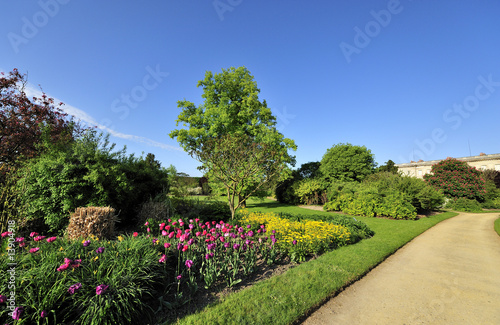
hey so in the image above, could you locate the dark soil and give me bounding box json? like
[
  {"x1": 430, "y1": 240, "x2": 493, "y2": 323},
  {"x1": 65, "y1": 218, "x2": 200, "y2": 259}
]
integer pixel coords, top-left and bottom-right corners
[{"x1": 158, "y1": 257, "x2": 299, "y2": 324}]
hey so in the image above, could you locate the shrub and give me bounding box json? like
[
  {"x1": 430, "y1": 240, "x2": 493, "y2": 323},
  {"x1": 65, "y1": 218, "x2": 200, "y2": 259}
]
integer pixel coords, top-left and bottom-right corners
[
  {"x1": 275, "y1": 212, "x2": 374, "y2": 243},
  {"x1": 294, "y1": 178, "x2": 326, "y2": 205},
  {"x1": 444, "y1": 197, "x2": 483, "y2": 212},
  {"x1": 375, "y1": 193, "x2": 417, "y2": 220},
  {"x1": 364, "y1": 172, "x2": 444, "y2": 213},
  {"x1": 342, "y1": 191, "x2": 379, "y2": 218},
  {"x1": 424, "y1": 158, "x2": 486, "y2": 201},
  {"x1": 14, "y1": 131, "x2": 170, "y2": 234}
]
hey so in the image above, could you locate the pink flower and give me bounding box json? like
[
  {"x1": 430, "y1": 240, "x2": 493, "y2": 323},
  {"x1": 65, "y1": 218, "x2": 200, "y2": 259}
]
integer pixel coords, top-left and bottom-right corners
[
  {"x1": 133, "y1": 232, "x2": 138, "y2": 237},
  {"x1": 1, "y1": 231, "x2": 12, "y2": 237},
  {"x1": 147, "y1": 227, "x2": 150, "y2": 233},
  {"x1": 164, "y1": 242, "x2": 171, "y2": 249},
  {"x1": 96, "y1": 284, "x2": 109, "y2": 295},
  {"x1": 30, "y1": 232, "x2": 39, "y2": 237},
  {"x1": 144, "y1": 221, "x2": 149, "y2": 226},
  {"x1": 182, "y1": 245, "x2": 189, "y2": 252},
  {"x1": 29, "y1": 247, "x2": 40, "y2": 253},
  {"x1": 46, "y1": 236, "x2": 57, "y2": 243},
  {"x1": 68, "y1": 283, "x2": 82, "y2": 295},
  {"x1": 159, "y1": 254, "x2": 167, "y2": 263},
  {"x1": 41, "y1": 310, "x2": 48, "y2": 318},
  {"x1": 34, "y1": 235, "x2": 46, "y2": 242},
  {"x1": 161, "y1": 230, "x2": 168, "y2": 236},
  {"x1": 185, "y1": 259, "x2": 193, "y2": 269},
  {"x1": 0, "y1": 295, "x2": 6, "y2": 303},
  {"x1": 12, "y1": 306, "x2": 24, "y2": 320}
]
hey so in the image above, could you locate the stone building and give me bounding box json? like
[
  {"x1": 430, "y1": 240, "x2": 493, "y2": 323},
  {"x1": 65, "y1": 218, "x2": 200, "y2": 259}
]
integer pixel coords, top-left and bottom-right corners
[{"x1": 395, "y1": 153, "x2": 500, "y2": 179}]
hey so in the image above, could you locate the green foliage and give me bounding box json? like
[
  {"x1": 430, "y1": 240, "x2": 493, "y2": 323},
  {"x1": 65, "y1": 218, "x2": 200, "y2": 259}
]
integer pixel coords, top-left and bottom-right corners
[
  {"x1": 275, "y1": 162, "x2": 325, "y2": 205},
  {"x1": 0, "y1": 166, "x2": 21, "y2": 234},
  {"x1": 444, "y1": 197, "x2": 483, "y2": 212},
  {"x1": 14, "y1": 131, "x2": 170, "y2": 234},
  {"x1": 170, "y1": 67, "x2": 296, "y2": 217},
  {"x1": 323, "y1": 174, "x2": 439, "y2": 219},
  {"x1": 376, "y1": 159, "x2": 399, "y2": 174},
  {"x1": 365, "y1": 172, "x2": 444, "y2": 213},
  {"x1": 294, "y1": 178, "x2": 326, "y2": 205},
  {"x1": 0, "y1": 235, "x2": 164, "y2": 325},
  {"x1": 169, "y1": 197, "x2": 232, "y2": 223},
  {"x1": 424, "y1": 158, "x2": 486, "y2": 201},
  {"x1": 320, "y1": 143, "x2": 376, "y2": 183},
  {"x1": 375, "y1": 193, "x2": 417, "y2": 220}
]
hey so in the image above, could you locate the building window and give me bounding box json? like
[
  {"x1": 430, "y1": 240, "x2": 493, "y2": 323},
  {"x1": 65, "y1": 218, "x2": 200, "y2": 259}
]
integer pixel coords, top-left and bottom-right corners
[
  {"x1": 480, "y1": 165, "x2": 487, "y2": 170},
  {"x1": 417, "y1": 170, "x2": 422, "y2": 177},
  {"x1": 495, "y1": 164, "x2": 500, "y2": 171}
]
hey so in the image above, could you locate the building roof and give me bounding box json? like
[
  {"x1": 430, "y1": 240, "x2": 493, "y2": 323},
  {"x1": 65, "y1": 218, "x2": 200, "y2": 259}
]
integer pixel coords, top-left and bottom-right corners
[{"x1": 395, "y1": 153, "x2": 500, "y2": 168}]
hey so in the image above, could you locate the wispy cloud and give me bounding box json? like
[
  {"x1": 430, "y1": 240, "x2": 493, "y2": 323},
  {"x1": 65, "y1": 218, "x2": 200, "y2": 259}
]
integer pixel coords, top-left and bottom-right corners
[{"x1": 16, "y1": 79, "x2": 182, "y2": 152}]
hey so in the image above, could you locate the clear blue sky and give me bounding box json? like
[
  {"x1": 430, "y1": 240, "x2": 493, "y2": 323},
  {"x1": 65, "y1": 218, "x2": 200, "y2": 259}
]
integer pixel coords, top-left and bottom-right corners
[{"x1": 2, "y1": 0, "x2": 499, "y2": 176}]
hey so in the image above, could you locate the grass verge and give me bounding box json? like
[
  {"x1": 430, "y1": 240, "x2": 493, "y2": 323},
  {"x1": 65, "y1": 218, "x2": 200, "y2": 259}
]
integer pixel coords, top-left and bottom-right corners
[
  {"x1": 495, "y1": 217, "x2": 500, "y2": 236},
  {"x1": 167, "y1": 199, "x2": 457, "y2": 325}
]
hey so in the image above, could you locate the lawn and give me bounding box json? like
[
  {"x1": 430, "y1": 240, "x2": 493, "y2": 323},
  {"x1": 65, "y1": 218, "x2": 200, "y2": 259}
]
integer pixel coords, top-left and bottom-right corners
[
  {"x1": 495, "y1": 216, "x2": 500, "y2": 236},
  {"x1": 168, "y1": 198, "x2": 457, "y2": 325}
]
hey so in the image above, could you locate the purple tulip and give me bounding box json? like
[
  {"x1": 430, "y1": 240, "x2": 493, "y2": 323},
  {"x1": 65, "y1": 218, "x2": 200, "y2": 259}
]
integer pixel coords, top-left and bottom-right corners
[
  {"x1": 68, "y1": 283, "x2": 82, "y2": 295},
  {"x1": 185, "y1": 259, "x2": 193, "y2": 269},
  {"x1": 95, "y1": 247, "x2": 105, "y2": 254}
]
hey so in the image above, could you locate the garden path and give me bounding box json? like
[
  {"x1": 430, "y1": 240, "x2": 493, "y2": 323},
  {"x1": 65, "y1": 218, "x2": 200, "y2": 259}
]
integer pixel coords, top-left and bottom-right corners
[{"x1": 301, "y1": 212, "x2": 500, "y2": 325}]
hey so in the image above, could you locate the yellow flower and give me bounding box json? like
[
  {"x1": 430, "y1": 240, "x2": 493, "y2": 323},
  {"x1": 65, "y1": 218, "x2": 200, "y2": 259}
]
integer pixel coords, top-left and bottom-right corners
[
  {"x1": 94, "y1": 256, "x2": 99, "y2": 261},
  {"x1": 117, "y1": 236, "x2": 124, "y2": 242},
  {"x1": 59, "y1": 247, "x2": 64, "y2": 251}
]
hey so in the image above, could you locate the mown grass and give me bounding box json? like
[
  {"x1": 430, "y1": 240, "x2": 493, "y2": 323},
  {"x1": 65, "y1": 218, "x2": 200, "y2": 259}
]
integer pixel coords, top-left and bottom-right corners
[
  {"x1": 495, "y1": 217, "x2": 500, "y2": 236},
  {"x1": 167, "y1": 198, "x2": 457, "y2": 325}
]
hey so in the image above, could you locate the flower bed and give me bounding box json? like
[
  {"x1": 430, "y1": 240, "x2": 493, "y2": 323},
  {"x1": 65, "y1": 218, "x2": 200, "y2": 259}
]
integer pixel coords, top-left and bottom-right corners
[
  {"x1": 0, "y1": 212, "x2": 360, "y2": 324},
  {"x1": 238, "y1": 209, "x2": 351, "y2": 262}
]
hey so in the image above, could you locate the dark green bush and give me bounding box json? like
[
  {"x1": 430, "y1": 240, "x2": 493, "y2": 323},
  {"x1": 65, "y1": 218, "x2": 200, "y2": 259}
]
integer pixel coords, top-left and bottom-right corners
[
  {"x1": 14, "y1": 131, "x2": 171, "y2": 234},
  {"x1": 169, "y1": 197, "x2": 232, "y2": 223},
  {"x1": 294, "y1": 178, "x2": 327, "y2": 205}
]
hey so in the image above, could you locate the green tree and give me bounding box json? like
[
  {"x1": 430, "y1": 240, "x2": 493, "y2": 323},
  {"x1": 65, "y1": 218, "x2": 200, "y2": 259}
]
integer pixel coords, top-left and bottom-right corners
[
  {"x1": 320, "y1": 143, "x2": 376, "y2": 183},
  {"x1": 191, "y1": 133, "x2": 288, "y2": 218},
  {"x1": 377, "y1": 159, "x2": 399, "y2": 174},
  {"x1": 169, "y1": 67, "x2": 296, "y2": 214}
]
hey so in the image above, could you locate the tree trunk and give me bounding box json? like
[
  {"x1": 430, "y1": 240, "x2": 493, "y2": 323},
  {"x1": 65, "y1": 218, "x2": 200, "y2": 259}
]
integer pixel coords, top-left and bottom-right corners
[{"x1": 238, "y1": 194, "x2": 246, "y2": 208}]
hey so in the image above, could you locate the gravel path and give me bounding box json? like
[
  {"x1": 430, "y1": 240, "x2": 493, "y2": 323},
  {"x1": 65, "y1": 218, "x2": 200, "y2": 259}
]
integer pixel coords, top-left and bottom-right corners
[{"x1": 301, "y1": 212, "x2": 500, "y2": 325}]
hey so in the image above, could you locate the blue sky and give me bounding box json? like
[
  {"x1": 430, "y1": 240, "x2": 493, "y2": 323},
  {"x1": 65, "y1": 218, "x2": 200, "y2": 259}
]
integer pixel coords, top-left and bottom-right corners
[{"x1": 2, "y1": 0, "x2": 499, "y2": 176}]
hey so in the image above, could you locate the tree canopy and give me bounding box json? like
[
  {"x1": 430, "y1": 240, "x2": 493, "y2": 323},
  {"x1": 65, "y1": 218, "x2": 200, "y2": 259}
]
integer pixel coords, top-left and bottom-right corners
[
  {"x1": 424, "y1": 158, "x2": 486, "y2": 201},
  {"x1": 320, "y1": 143, "x2": 376, "y2": 183},
  {"x1": 169, "y1": 67, "x2": 296, "y2": 215},
  {"x1": 0, "y1": 69, "x2": 84, "y2": 167}
]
